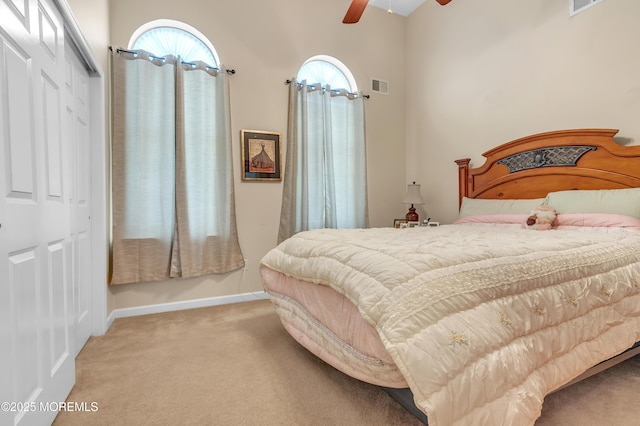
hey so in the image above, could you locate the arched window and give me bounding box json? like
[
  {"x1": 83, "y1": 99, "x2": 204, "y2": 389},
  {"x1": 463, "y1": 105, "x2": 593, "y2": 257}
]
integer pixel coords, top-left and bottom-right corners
[
  {"x1": 110, "y1": 21, "x2": 244, "y2": 284},
  {"x1": 128, "y1": 19, "x2": 219, "y2": 66},
  {"x1": 278, "y1": 55, "x2": 368, "y2": 242},
  {"x1": 296, "y1": 55, "x2": 358, "y2": 92}
]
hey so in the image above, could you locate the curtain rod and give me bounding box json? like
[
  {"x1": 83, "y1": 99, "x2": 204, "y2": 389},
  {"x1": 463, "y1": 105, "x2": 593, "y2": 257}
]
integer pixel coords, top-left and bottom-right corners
[
  {"x1": 285, "y1": 79, "x2": 369, "y2": 99},
  {"x1": 112, "y1": 47, "x2": 236, "y2": 75}
]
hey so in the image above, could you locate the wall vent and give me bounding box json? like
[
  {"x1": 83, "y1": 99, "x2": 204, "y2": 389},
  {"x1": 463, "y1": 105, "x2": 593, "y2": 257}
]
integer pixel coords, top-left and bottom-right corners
[
  {"x1": 570, "y1": 0, "x2": 604, "y2": 16},
  {"x1": 371, "y1": 78, "x2": 389, "y2": 95}
]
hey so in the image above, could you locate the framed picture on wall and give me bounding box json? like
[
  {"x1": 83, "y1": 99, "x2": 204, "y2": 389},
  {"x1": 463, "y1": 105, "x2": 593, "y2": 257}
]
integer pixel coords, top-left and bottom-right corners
[{"x1": 241, "y1": 129, "x2": 282, "y2": 181}]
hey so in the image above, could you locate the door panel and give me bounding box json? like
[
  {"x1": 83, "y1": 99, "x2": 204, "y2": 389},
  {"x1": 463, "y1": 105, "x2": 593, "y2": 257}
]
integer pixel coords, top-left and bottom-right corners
[
  {"x1": 65, "y1": 42, "x2": 92, "y2": 355},
  {"x1": 2, "y1": 0, "x2": 29, "y2": 31},
  {"x1": 3, "y1": 38, "x2": 37, "y2": 200},
  {"x1": 47, "y1": 240, "x2": 69, "y2": 374},
  {"x1": 43, "y1": 73, "x2": 64, "y2": 199},
  {"x1": 37, "y1": 4, "x2": 57, "y2": 60},
  {"x1": 9, "y1": 248, "x2": 40, "y2": 406},
  {"x1": 0, "y1": 0, "x2": 82, "y2": 424}
]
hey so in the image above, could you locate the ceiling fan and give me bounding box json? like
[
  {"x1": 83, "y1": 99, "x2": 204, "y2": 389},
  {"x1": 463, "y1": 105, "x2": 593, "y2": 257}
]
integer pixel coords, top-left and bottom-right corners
[{"x1": 343, "y1": 0, "x2": 452, "y2": 24}]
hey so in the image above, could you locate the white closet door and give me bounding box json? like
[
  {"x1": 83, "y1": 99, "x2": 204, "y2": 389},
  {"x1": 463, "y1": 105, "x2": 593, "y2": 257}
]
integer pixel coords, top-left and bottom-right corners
[
  {"x1": 65, "y1": 42, "x2": 92, "y2": 356},
  {"x1": 0, "y1": 0, "x2": 78, "y2": 424}
]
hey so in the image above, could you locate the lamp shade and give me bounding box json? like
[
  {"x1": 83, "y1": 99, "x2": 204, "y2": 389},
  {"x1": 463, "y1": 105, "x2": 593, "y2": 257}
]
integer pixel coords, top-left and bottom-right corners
[{"x1": 401, "y1": 182, "x2": 424, "y2": 205}]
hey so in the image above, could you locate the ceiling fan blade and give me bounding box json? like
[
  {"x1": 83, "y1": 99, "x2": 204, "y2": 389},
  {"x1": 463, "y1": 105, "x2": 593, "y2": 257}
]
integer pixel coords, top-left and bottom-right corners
[
  {"x1": 435, "y1": 0, "x2": 452, "y2": 5},
  {"x1": 343, "y1": 0, "x2": 368, "y2": 24}
]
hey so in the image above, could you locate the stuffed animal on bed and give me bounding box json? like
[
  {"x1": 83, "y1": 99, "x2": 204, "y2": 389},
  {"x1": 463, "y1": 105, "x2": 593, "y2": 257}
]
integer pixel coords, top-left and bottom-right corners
[{"x1": 525, "y1": 205, "x2": 557, "y2": 230}]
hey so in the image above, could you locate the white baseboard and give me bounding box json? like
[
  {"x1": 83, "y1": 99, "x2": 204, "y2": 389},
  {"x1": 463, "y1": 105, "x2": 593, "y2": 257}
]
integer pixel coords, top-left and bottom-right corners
[{"x1": 105, "y1": 291, "x2": 270, "y2": 330}]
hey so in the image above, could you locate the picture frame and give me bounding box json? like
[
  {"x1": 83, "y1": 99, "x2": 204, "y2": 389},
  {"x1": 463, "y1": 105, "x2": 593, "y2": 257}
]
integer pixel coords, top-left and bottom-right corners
[
  {"x1": 241, "y1": 129, "x2": 282, "y2": 181},
  {"x1": 393, "y1": 218, "x2": 407, "y2": 228}
]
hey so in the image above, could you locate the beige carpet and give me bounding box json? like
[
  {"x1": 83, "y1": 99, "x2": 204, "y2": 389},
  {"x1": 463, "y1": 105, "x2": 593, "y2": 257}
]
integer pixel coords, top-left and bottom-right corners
[{"x1": 53, "y1": 300, "x2": 640, "y2": 426}]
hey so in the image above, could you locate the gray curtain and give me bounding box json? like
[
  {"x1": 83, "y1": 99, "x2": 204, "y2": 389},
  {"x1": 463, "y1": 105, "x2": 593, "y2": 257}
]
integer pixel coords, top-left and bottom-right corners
[
  {"x1": 110, "y1": 49, "x2": 244, "y2": 284},
  {"x1": 278, "y1": 80, "x2": 368, "y2": 243}
]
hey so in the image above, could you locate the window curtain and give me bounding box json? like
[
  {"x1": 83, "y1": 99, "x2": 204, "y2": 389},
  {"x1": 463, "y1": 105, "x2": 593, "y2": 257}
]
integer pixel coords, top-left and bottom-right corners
[
  {"x1": 110, "y1": 49, "x2": 244, "y2": 284},
  {"x1": 278, "y1": 80, "x2": 368, "y2": 243}
]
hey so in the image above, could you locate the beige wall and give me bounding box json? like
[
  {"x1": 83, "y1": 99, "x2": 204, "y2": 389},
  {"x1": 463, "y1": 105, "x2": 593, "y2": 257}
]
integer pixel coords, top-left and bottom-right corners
[
  {"x1": 71, "y1": 0, "x2": 640, "y2": 313},
  {"x1": 66, "y1": 0, "x2": 110, "y2": 73},
  {"x1": 406, "y1": 0, "x2": 640, "y2": 224},
  {"x1": 70, "y1": 0, "x2": 407, "y2": 311}
]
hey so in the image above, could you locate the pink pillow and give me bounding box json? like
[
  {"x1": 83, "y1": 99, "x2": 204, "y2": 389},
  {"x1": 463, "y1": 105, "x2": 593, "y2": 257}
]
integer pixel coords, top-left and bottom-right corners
[
  {"x1": 555, "y1": 213, "x2": 640, "y2": 229},
  {"x1": 454, "y1": 213, "x2": 640, "y2": 231}
]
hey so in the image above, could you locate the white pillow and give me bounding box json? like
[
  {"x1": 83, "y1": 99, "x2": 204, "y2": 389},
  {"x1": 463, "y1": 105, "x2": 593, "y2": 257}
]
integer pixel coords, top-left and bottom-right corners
[
  {"x1": 544, "y1": 188, "x2": 640, "y2": 219},
  {"x1": 458, "y1": 197, "x2": 546, "y2": 217}
]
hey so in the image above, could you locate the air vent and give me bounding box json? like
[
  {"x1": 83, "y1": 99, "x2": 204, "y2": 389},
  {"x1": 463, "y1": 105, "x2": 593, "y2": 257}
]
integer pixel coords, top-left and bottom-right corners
[
  {"x1": 371, "y1": 78, "x2": 389, "y2": 95},
  {"x1": 570, "y1": 0, "x2": 604, "y2": 16}
]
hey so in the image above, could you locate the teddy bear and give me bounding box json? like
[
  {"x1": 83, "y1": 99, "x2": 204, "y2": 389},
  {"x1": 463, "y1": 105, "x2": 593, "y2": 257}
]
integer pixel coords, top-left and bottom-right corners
[{"x1": 525, "y1": 205, "x2": 557, "y2": 230}]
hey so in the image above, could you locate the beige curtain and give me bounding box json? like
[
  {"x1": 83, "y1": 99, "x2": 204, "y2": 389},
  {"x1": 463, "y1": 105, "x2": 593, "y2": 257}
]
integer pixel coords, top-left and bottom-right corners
[
  {"x1": 278, "y1": 80, "x2": 368, "y2": 243},
  {"x1": 110, "y1": 49, "x2": 244, "y2": 285}
]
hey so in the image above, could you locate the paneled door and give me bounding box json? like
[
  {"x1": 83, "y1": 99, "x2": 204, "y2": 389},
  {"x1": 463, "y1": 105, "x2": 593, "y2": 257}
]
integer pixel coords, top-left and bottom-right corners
[
  {"x1": 65, "y1": 42, "x2": 92, "y2": 357},
  {"x1": 0, "y1": 0, "x2": 88, "y2": 424}
]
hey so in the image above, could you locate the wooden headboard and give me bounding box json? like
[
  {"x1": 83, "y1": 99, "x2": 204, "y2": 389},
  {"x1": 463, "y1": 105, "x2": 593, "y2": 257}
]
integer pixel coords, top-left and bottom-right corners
[{"x1": 455, "y1": 128, "x2": 640, "y2": 207}]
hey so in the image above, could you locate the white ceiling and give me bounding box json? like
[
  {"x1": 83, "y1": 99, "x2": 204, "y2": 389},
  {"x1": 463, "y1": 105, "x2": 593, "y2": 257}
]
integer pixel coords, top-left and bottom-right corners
[{"x1": 367, "y1": 0, "x2": 426, "y2": 17}]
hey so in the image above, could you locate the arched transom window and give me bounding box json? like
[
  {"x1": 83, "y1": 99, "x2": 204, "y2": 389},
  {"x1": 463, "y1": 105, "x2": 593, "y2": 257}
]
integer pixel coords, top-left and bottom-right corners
[
  {"x1": 128, "y1": 19, "x2": 219, "y2": 66},
  {"x1": 297, "y1": 55, "x2": 358, "y2": 92}
]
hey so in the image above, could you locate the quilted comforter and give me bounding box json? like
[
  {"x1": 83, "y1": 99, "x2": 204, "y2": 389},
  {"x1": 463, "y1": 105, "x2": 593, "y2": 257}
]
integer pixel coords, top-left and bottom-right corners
[{"x1": 260, "y1": 225, "x2": 640, "y2": 426}]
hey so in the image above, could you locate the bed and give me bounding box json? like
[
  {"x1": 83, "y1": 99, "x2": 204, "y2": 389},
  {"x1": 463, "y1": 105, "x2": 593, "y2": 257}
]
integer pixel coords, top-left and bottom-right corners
[{"x1": 259, "y1": 128, "x2": 640, "y2": 425}]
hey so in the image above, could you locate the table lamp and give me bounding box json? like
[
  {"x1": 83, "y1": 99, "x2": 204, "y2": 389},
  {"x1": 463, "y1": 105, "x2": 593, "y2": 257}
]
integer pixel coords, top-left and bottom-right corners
[{"x1": 401, "y1": 181, "x2": 423, "y2": 222}]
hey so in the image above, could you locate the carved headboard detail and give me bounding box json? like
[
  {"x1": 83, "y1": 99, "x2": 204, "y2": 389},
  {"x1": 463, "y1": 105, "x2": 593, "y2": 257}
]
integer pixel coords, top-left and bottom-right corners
[
  {"x1": 455, "y1": 128, "x2": 640, "y2": 207},
  {"x1": 496, "y1": 146, "x2": 596, "y2": 173}
]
